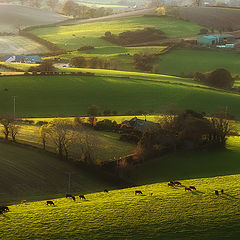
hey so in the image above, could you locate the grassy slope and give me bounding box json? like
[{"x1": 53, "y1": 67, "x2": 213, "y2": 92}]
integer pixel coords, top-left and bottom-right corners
[
  {"x1": 1, "y1": 174, "x2": 240, "y2": 239},
  {"x1": 0, "y1": 75, "x2": 240, "y2": 117},
  {"x1": 30, "y1": 16, "x2": 205, "y2": 50},
  {"x1": 156, "y1": 49, "x2": 240, "y2": 76},
  {"x1": 0, "y1": 141, "x2": 112, "y2": 203},
  {"x1": 127, "y1": 136, "x2": 240, "y2": 185}
]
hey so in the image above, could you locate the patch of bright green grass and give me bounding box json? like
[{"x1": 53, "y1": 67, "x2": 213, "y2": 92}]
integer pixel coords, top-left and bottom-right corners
[{"x1": 1, "y1": 174, "x2": 240, "y2": 239}]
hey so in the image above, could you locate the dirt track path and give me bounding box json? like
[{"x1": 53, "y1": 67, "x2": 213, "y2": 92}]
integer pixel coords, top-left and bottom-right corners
[{"x1": 58, "y1": 8, "x2": 155, "y2": 26}]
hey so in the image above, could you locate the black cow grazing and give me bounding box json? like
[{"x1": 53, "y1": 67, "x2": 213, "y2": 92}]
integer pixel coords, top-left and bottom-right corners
[
  {"x1": 215, "y1": 190, "x2": 219, "y2": 196},
  {"x1": 66, "y1": 194, "x2": 73, "y2": 198},
  {"x1": 72, "y1": 196, "x2": 76, "y2": 201},
  {"x1": 135, "y1": 190, "x2": 143, "y2": 195},
  {"x1": 79, "y1": 195, "x2": 86, "y2": 200},
  {"x1": 0, "y1": 206, "x2": 9, "y2": 212},
  {"x1": 0, "y1": 210, "x2": 3, "y2": 215},
  {"x1": 189, "y1": 186, "x2": 196, "y2": 191},
  {"x1": 221, "y1": 189, "x2": 224, "y2": 194},
  {"x1": 149, "y1": 193, "x2": 153, "y2": 196},
  {"x1": 168, "y1": 182, "x2": 175, "y2": 187},
  {"x1": 47, "y1": 201, "x2": 54, "y2": 206},
  {"x1": 185, "y1": 187, "x2": 192, "y2": 192},
  {"x1": 104, "y1": 189, "x2": 109, "y2": 193},
  {"x1": 174, "y1": 181, "x2": 181, "y2": 186}
]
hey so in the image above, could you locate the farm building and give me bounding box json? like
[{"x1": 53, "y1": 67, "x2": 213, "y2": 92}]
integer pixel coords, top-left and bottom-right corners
[
  {"x1": 3, "y1": 55, "x2": 43, "y2": 64},
  {"x1": 197, "y1": 34, "x2": 235, "y2": 47},
  {"x1": 121, "y1": 117, "x2": 156, "y2": 132}
]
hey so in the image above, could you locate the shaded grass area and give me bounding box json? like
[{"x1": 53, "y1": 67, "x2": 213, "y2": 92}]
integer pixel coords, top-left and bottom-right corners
[
  {"x1": 128, "y1": 136, "x2": 240, "y2": 185},
  {"x1": 0, "y1": 141, "x2": 113, "y2": 203},
  {"x1": 30, "y1": 16, "x2": 205, "y2": 50},
  {"x1": 1, "y1": 174, "x2": 240, "y2": 239},
  {"x1": 0, "y1": 75, "x2": 240, "y2": 117},
  {"x1": 156, "y1": 49, "x2": 240, "y2": 76}
]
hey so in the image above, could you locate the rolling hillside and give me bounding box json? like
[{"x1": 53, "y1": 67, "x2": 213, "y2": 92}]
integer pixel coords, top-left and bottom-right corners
[
  {"x1": 0, "y1": 4, "x2": 67, "y2": 33},
  {"x1": 1, "y1": 174, "x2": 240, "y2": 239},
  {"x1": 0, "y1": 141, "x2": 113, "y2": 203},
  {"x1": 30, "y1": 16, "x2": 206, "y2": 50},
  {"x1": 0, "y1": 74, "x2": 239, "y2": 117}
]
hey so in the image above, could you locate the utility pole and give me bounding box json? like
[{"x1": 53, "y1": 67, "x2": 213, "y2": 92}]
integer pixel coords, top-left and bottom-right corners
[
  {"x1": 13, "y1": 96, "x2": 16, "y2": 119},
  {"x1": 66, "y1": 172, "x2": 73, "y2": 193}
]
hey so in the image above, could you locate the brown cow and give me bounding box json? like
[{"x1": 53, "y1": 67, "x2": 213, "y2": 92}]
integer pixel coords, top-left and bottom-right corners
[
  {"x1": 47, "y1": 201, "x2": 54, "y2": 206},
  {"x1": 185, "y1": 187, "x2": 192, "y2": 192}
]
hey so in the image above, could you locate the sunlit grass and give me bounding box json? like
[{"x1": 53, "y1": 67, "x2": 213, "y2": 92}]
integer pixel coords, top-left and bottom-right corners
[
  {"x1": 1, "y1": 174, "x2": 240, "y2": 239},
  {"x1": 30, "y1": 16, "x2": 206, "y2": 50}
]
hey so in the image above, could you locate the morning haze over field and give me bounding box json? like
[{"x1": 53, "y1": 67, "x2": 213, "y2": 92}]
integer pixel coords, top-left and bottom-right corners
[{"x1": 1, "y1": 0, "x2": 240, "y2": 239}]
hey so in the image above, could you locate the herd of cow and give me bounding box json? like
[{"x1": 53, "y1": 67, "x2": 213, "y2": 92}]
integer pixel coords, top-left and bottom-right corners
[{"x1": 0, "y1": 184, "x2": 225, "y2": 215}]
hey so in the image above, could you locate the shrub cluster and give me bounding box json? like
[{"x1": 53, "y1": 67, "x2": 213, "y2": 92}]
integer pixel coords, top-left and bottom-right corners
[
  {"x1": 102, "y1": 27, "x2": 166, "y2": 46},
  {"x1": 193, "y1": 68, "x2": 234, "y2": 90}
]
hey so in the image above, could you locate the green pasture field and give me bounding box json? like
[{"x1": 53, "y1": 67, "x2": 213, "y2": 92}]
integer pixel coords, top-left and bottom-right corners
[
  {"x1": 0, "y1": 74, "x2": 240, "y2": 117},
  {"x1": 30, "y1": 16, "x2": 205, "y2": 50},
  {"x1": 0, "y1": 141, "x2": 113, "y2": 203},
  {"x1": 156, "y1": 49, "x2": 240, "y2": 76},
  {"x1": 1, "y1": 173, "x2": 240, "y2": 239},
  {"x1": 0, "y1": 36, "x2": 49, "y2": 55},
  {"x1": 1, "y1": 124, "x2": 135, "y2": 163}
]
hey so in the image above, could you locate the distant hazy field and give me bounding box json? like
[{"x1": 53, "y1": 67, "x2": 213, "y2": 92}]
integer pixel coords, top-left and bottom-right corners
[
  {"x1": 0, "y1": 74, "x2": 240, "y2": 117},
  {"x1": 0, "y1": 36, "x2": 49, "y2": 55},
  {"x1": 31, "y1": 16, "x2": 205, "y2": 50},
  {"x1": 1, "y1": 174, "x2": 240, "y2": 239},
  {"x1": 0, "y1": 4, "x2": 66, "y2": 33}
]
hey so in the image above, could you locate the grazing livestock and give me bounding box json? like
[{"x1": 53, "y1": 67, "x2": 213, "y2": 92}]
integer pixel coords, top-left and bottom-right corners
[
  {"x1": 46, "y1": 201, "x2": 54, "y2": 206},
  {"x1": 149, "y1": 193, "x2": 153, "y2": 196},
  {"x1": 168, "y1": 182, "x2": 175, "y2": 187},
  {"x1": 0, "y1": 210, "x2": 3, "y2": 215},
  {"x1": 135, "y1": 190, "x2": 143, "y2": 195},
  {"x1": 221, "y1": 189, "x2": 224, "y2": 194},
  {"x1": 185, "y1": 187, "x2": 192, "y2": 192},
  {"x1": 21, "y1": 200, "x2": 27, "y2": 204},
  {"x1": 189, "y1": 186, "x2": 196, "y2": 191},
  {"x1": 104, "y1": 189, "x2": 109, "y2": 193},
  {"x1": 72, "y1": 196, "x2": 76, "y2": 201},
  {"x1": 79, "y1": 195, "x2": 86, "y2": 200},
  {"x1": 174, "y1": 181, "x2": 181, "y2": 186},
  {"x1": 66, "y1": 194, "x2": 73, "y2": 198},
  {"x1": 215, "y1": 190, "x2": 219, "y2": 196}
]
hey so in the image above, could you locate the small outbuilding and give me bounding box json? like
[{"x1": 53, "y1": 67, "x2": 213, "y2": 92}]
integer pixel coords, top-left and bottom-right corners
[{"x1": 197, "y1": 34, "x2": 235, "y2": 47}]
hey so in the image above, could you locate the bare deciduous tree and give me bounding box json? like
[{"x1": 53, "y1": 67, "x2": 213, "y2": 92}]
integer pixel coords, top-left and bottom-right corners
[{"x1": 0, "y1": 114, "x2": 14, "y2": 140}]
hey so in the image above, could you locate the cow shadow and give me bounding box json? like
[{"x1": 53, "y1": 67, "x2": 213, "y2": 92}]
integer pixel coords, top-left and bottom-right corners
[
  {"x1": 221, "y1": 193, "x2": 238, "y2": 200},
  {"x1": 191, "y1": 190, "x2": 205, "y2": 195}
]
